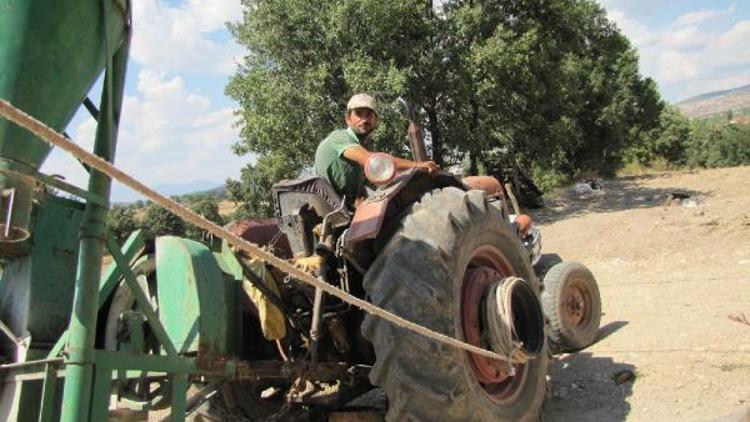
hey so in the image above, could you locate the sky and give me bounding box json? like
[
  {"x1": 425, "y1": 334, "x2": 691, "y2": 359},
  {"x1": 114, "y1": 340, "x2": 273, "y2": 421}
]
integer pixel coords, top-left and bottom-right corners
[
  {"x1": 41, "y1": 0, "x2": 750, "y2": 202},
  {"x1": 600, "y1": 0, "x2": 750, "y2": 101}
]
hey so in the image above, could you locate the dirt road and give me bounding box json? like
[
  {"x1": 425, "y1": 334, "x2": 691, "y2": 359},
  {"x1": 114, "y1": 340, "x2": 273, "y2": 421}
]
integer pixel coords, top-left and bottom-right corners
[{"x1": 536, "y1": 166, "x2": 750, "y2": 421}]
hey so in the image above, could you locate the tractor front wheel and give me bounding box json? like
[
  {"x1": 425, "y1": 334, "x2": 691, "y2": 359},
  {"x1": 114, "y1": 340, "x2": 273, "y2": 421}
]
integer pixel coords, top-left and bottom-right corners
[{"x1": 542, "y1": 262, "x2": 602, "y2": 353}]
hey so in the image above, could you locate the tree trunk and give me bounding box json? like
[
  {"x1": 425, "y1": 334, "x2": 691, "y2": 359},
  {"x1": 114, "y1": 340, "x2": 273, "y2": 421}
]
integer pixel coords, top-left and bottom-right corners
[
  {"x1": 426, "y1": 105, "x2": 443, "y2": 166},
  {"x1": 468, "y1": 99, "x2": 481, "y2": 175}
]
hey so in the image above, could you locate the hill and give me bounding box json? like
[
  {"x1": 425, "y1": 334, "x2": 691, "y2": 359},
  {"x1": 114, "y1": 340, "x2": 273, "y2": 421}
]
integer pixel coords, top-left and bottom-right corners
[
  {"x1": 112, "y1": 180, "x2": 223, "y2": 203},
  {"x1": 676, "y1": 84, "x2": 750, "y2": 118}
]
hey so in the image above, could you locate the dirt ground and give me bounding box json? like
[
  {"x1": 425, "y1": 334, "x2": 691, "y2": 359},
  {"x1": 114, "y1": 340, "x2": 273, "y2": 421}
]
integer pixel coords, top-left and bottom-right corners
[
  {"x1": 133, "y1": 167, "x2": 750, "y2": 422},
  {"x1": 536, "y1": 166, "x2": 750, "y2": 422}
]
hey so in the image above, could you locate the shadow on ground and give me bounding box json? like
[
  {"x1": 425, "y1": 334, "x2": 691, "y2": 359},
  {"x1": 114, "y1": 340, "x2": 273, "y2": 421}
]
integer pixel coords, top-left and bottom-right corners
[
  {"x1": 532, "y1": 176, "x2": 708, "y2": 225},
  {"x1": 595, "y1": 320, "x2": 629, "y2": 344},
  {"x1": 542, "y1": 350, "x2": 636, "y2": 422}
]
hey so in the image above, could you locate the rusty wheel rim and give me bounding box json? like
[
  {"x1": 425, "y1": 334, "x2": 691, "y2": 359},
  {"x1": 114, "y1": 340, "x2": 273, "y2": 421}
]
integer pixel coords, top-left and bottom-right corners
[
  {"x1": 562, "y1": 279, "x2": 593, "y2": 328},
  {"x1": 460, "y1": 245, "x2": 527, "y2": 404}
]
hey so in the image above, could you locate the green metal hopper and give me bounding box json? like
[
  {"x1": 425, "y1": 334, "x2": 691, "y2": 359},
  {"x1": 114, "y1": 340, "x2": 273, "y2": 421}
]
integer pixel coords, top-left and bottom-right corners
[
  {"x1": 0, "y1": 0, "x2": 128, "y2": 254},
  {"x1": 0, "y1": 1, "x2": 130, "y2": 420}
]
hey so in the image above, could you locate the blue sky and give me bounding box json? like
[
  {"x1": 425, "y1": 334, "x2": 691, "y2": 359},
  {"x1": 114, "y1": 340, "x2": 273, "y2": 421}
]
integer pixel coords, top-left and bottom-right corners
[{"x1": 42, "y1": 0, "x2": 750, "y2": 201}]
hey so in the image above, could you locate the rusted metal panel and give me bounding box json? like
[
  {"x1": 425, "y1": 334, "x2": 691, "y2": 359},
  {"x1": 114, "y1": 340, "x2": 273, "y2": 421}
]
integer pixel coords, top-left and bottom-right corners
[
  {"x1": 344, "y1": 199, "x2": 388, "y2": 245},
  {"x1": 225, "y1": 218, "x2": 292, "y2": 259}
]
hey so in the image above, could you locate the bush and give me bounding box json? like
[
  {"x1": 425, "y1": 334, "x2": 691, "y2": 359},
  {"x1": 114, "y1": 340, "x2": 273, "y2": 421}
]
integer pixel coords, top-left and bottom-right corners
[
  {"x1": 186, "y1": 200, "x2": 224, "y2": 243},
  {"x1": 107, "y1": 205, "x2": 138, "y2": 244},
  {"x1": 139, "y1": 204, "x2": 186, "y2": 240},
  {"x1": 686, "y1": 121, "x2": 750, "y2": 168},
  {"x1": 530, "y1": 166, "x2": 571, "y2": 193}
]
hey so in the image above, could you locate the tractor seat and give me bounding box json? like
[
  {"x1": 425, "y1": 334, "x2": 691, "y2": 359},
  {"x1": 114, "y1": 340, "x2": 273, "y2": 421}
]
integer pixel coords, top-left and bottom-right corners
[{"x1": 271, "y1": 177, "x2": 343, "y2": 217}]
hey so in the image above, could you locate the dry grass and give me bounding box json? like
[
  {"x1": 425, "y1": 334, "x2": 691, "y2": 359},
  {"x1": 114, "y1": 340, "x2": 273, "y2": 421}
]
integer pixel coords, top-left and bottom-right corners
[{"x1": 218, "y1": 200, "x2": 238, "y2": 217}]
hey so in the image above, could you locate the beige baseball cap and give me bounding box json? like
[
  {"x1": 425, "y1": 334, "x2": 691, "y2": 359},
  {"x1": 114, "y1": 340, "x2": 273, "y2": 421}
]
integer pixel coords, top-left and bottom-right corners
[{"x1": 347, "y1": 93, "x2": 378, "y2": 115}]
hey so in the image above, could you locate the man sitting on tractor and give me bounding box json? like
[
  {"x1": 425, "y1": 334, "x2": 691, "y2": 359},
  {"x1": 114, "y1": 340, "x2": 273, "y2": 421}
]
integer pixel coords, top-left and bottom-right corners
[{"x1": 314, "y1": 93, "x2": 438, "y2": 208}]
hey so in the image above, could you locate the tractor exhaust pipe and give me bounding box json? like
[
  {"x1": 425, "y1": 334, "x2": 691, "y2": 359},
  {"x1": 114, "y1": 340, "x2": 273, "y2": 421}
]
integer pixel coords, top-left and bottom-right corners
[
  {"x1": 397, "y1": 97, "x2": 428, "y2": 162},
  {"x1": 484, "y1": 277, "x2": 545, "y2": 364}
]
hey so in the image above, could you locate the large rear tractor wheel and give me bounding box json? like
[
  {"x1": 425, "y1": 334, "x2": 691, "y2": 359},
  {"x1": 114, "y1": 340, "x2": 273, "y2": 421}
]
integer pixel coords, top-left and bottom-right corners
[
  {"x1": 362, "y1": 187, "x2": 548, "y2": 421},
  {"x1": 542, "y1": 262, "x2": 601, "y2": 354}
]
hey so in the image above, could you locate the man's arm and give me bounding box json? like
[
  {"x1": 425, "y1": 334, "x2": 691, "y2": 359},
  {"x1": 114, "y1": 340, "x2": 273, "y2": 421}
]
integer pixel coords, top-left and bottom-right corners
[{"x1": 342, "y1": 145, "x2": 438, "y2": 175}]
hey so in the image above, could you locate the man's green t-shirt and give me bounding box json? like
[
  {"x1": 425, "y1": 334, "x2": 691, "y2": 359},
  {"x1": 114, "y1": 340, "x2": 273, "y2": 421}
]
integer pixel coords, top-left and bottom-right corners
[{"x1": 314, "y1": 127, "x2": 364, "y2": 204}]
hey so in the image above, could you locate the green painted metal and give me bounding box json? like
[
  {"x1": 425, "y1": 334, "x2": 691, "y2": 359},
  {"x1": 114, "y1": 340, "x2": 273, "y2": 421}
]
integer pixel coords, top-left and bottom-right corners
[
  {"x1": 0, "y1": 0, "x2": 127, "y2": 168},
  {"x1": 218, "y1": 239, "x2": 246, "y2": 281},
  {"x1": 99, "y1": 229, "x2": 146, "y2": 301},
  {"x1": 0, "y1": 350, "x2": 58, "y2": 421},
  {"x1": 0, "y1": 1, "x2": 253, "y2": 420},
  {"x1": 61, "y1": 1, "x2": 131, "y2": 419},
  {"x1": 89, "y1": 367, "x2": 112, "y2": 422},
  {"x1": 0, "y1": 194, "x2": 84, "y2": 351},
  {"x1": 170, "y1": 375, "x2": 188, "y2": 422},
  {"x1": 108, "y1": 235, "x2": 178, "y2": 356},
  {"x1": 0, "y1": 0, "x2": 128, "y2": 247},
  {"x1": 46, "y1": 229, "x2": 145, "y2": 359},
  {"x1": 156, "y1": 236, "x2": 237, "y2": 357},
  {"x1": 33, "y1": 169, "x2": 107, "y2": 207},
  {"x1": 94, "y1": 350, "x2": 202, "y2": 374},
  {"x1": 38, "y1": 363, "x2": 59, "y2": 422}
]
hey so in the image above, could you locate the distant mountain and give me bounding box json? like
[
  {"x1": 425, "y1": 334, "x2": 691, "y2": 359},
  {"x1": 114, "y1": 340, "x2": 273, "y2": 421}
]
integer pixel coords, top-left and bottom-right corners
[
  {"x1": 676, "y1": 84, "x2": 750, "y2": 118},
  {"x1": 112, "y1": 179, "x2": 222, "y2": 203}
]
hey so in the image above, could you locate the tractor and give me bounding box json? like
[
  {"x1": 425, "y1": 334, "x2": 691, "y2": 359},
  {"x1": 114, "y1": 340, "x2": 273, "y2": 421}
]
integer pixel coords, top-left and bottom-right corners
[{"x1": 0, "y1": 1, "x2": 601, "y2": 420}]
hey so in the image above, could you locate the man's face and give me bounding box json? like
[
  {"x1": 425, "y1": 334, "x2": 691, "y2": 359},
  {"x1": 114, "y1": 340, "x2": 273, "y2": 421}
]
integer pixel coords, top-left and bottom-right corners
[{"x1": 346, "y1": 108, "x2": 378, "y2": 137}]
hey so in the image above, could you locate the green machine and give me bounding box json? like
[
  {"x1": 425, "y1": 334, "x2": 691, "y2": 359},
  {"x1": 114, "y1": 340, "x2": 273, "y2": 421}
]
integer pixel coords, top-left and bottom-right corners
[{"x1": 0, "y1": 1, "x2": 245, "y2": 420}]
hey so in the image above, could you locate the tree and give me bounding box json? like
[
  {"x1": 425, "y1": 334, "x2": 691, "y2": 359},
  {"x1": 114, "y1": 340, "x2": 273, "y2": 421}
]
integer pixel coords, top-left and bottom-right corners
[
  {"x1": 139, "y1": 203, "x2": 186, "y2": 240},
  {"x1": 186, "y1": 199, "x2": 224, "y2": 243},
  {"x1": 686, "y1": 120, "x2": 750, "y2": 168},
  {"x1": 629, "y1": 106, "x2": 692, "y2": 166},
  {"x1": 226, "y1": 0, "x2": 455, "y2": 215},
  {"x1": 227, "y1": 0, "x2": 665, "y2": 196},
  {"x1": 107, "y1": 205, "x2": 138, "y2": 244},
  {"x1": 449, "y1": 0, "x2": 663, "y2": 179}
]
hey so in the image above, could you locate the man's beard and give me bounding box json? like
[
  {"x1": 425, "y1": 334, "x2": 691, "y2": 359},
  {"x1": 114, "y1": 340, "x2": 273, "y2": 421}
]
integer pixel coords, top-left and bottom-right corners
[{"x1": 352, "y1": 126, "x2": 374, "y2": 141}]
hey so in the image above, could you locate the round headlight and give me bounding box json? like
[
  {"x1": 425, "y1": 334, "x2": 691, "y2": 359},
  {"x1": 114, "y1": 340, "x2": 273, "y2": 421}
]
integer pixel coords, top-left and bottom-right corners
[{"x1": 364, "y1": 153, "x2": 396, "y2": 185}]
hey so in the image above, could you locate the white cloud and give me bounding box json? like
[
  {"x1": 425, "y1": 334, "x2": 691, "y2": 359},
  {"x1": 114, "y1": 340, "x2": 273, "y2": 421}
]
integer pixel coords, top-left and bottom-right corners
[
  {"x1": 661, "y1": 25, "x2": 704, "y2": 49},
  {"x1": 603, "y1": 1, "x2": 749, "y2": 102},
  {"x1": 41, "y1": 0, "x2": 250, "y2": 201},
  {"x1": 114, "y1": 70, "x2": 244, "y2": 184},
  {"x1": 656, "y1": 51, "x2": 699, "y2": 84},
  {"x1": 714, "y1": 20, "x2": 750, "y2": 66},
  {"x1": 607, "y1": 10, "x2": 656, "y2": 47},
  {"x1": 673, "y1": 3, "x2": 735, "y2": 28},
  {"x1": 131, "y1": 0, "x2": 243, "y2": 75},
  {"x1": 42, "y1": 69, "x2": 246, "y2": 193}
]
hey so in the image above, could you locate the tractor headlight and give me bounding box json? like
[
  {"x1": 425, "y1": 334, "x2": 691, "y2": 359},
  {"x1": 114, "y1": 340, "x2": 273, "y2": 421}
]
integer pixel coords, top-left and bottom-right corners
[{"x1": 364, "y1": 153, "x2": 396, "y2": 185}]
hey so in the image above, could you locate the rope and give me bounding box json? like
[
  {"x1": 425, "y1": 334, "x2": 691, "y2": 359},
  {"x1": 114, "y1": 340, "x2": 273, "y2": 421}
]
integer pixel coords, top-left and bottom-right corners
[
  {"x1": 486, "y1": 277, "x2": 535, "y2": 366},
  {"x1": 0, "y1": 98, "x2": 507, "y2": 361}
]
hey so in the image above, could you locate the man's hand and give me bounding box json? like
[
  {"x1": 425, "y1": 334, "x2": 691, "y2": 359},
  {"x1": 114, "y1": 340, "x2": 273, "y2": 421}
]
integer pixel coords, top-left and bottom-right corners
[{"x1": 417, "y1": 161, "x2": 439, "y2": 176}]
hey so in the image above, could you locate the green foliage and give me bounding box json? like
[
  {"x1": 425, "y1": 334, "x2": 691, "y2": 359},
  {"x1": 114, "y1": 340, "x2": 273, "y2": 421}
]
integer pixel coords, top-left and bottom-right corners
[
  {"x1": 227, "y1": 0, "x2": 664, "y2": 197},
  {"x1": 173, "y1": 187, "x2": 226, "y2": 206},
  {"x1": 139, "y1": 203, "x2": 186, "y2": 240},
  {"x1": 686, "y1": 121, "x2": 750, "y2": 168},
  {"x1": 107, "y1": 205, "x2": 138, "y2": 244},
  {"x1": 629, "y1": 106, "x2": 692, "y2": 166},
  {"x1": 186, "y1": 199, "x2": 224, "y2": 243},
  {"x1": 226, "y1": 153, "x2": 294, "y2": 219},
  {"x1": 460, "y1": 0, "x2": 663, "y2": 178},
  {"x1": 529, "y1": 166, "x2": 571, "y2": 194},
  {"x1": 624, "y1": 103, "x2": 750, "y2": 171}
]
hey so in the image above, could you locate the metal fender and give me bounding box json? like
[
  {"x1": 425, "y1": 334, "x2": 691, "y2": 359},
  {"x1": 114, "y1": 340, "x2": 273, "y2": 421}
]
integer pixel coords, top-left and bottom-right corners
[{"x1": 155, "y1": 236, "x2": 237, "y2": 360}]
